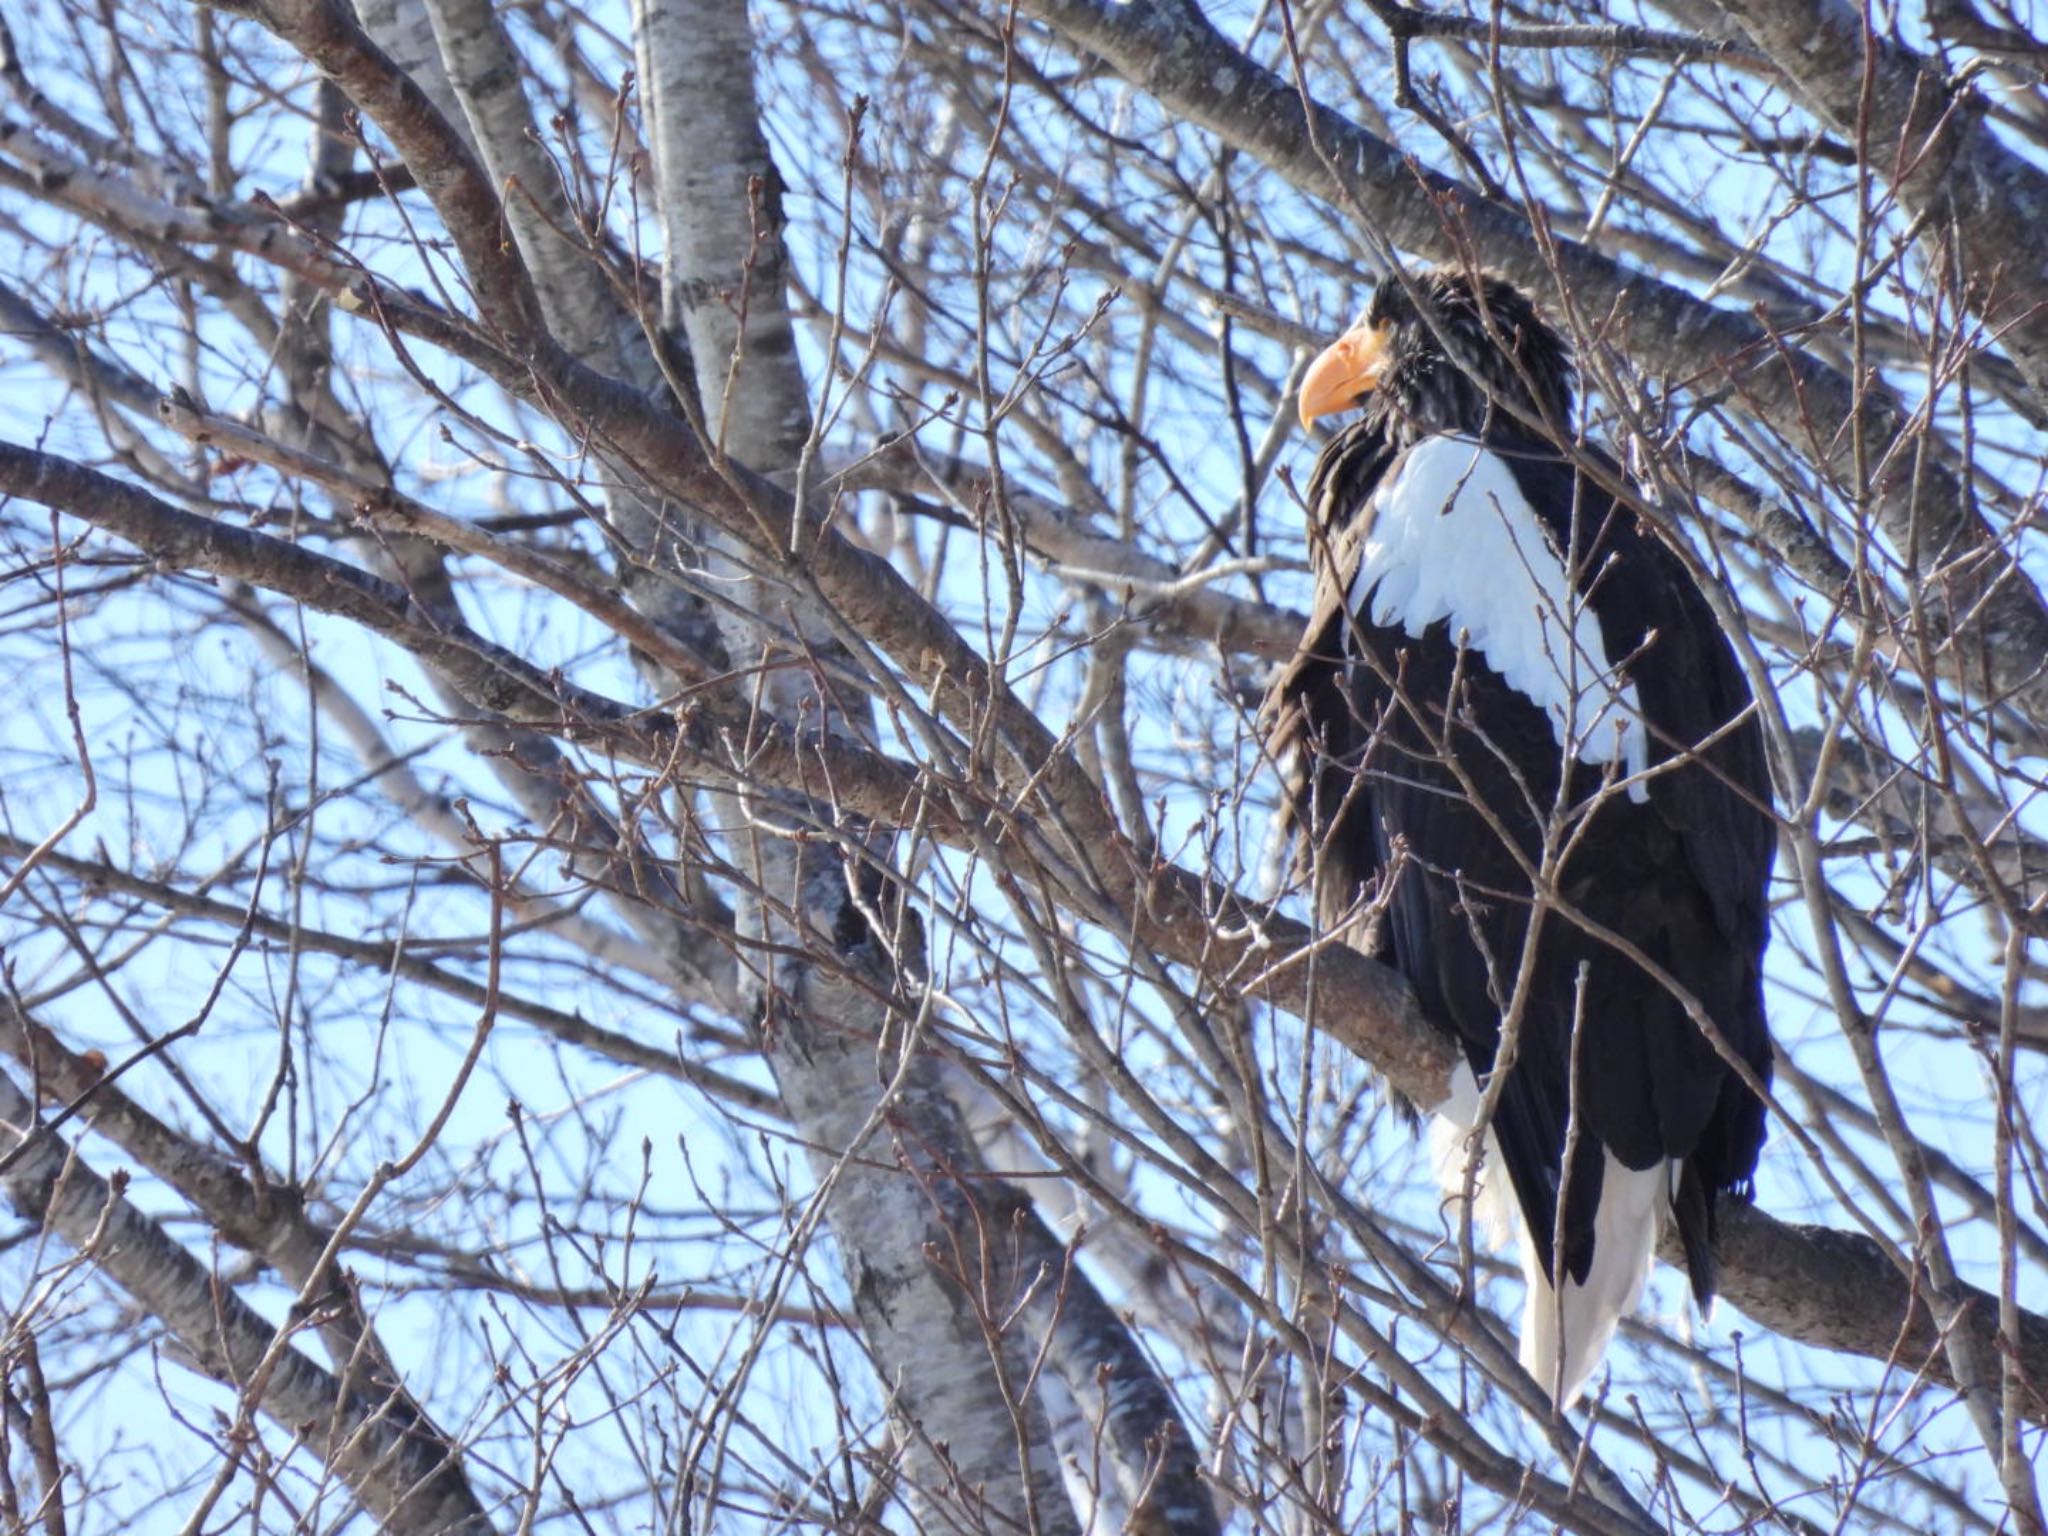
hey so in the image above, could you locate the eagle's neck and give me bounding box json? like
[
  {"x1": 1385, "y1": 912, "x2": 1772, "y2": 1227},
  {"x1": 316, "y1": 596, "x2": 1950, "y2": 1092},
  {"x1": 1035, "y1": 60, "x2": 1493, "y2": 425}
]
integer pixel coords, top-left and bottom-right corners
[{"x1": 1370, "y1": 363, "x2": 1575, "y2": 449}]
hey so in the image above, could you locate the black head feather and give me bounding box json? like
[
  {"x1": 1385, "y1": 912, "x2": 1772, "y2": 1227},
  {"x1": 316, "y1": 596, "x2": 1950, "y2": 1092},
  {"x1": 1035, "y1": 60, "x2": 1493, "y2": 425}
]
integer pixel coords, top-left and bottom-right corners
[{"x1": 1360, "y1": 269, "x2": 1576, "y2": 443}]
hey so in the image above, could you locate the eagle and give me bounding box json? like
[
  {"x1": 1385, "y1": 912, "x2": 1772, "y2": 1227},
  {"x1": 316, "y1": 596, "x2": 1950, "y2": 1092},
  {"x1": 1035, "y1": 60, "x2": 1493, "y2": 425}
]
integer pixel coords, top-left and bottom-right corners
[{"x1": 1266, "y1": 267, "x2": 1775, "y2": 1408}]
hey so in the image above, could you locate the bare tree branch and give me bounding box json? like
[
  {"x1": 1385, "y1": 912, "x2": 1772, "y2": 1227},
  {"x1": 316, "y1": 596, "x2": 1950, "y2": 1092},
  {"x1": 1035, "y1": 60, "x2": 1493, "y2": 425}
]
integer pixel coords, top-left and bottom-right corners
[
  {"x1": 0, "y1": 1066, "x2": 490, "y2": 1534},
  {"x1": 1003, "y1": 0, "x2": 2048, "y2": 727}
]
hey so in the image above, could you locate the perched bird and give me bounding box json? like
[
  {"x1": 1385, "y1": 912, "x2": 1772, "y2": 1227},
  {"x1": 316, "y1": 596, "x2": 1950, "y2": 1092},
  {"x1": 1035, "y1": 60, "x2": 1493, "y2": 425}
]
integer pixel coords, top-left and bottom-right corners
[{"x1": 1265, "y1": 267, "x2": 1775, "y2": 1408}]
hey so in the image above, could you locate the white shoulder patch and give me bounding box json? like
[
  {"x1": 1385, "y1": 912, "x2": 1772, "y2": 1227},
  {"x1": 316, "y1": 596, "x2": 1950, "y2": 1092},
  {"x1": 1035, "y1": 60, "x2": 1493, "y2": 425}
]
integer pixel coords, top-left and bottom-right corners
[{"x1": 1348, "y1": 436, "x2": 1648, "y2": 791}]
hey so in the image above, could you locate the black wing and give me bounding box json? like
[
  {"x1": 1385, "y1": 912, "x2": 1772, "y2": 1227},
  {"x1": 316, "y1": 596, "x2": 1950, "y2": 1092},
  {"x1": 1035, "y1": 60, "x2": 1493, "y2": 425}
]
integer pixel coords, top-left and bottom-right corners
[
  {"x1": 1435, "y1": 440, "x2": 1772, "y2": 1300},
  {"x1": 1262, "y1": 417, "x2": 1398, "y2": 944},
  {"x1": 1530, "y1": 447, "x2": 1775, "y2": 1295},
  {"x1": 1269, "y1": 426, "x2": 1773, "y2": 1302}
]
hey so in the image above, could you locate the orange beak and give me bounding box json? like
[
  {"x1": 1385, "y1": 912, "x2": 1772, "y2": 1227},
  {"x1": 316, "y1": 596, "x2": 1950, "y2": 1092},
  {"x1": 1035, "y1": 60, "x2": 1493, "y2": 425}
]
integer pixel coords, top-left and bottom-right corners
[{"x1": 1296, "y1": 321, "x2": 1391, "y2": 428}]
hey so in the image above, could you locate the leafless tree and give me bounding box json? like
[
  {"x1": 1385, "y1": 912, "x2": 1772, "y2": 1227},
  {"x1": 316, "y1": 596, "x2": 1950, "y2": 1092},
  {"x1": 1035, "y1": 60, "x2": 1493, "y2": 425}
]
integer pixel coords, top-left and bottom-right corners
[{"x1": 0, "y1": 0, "x2": 2040, "y2": 1530}]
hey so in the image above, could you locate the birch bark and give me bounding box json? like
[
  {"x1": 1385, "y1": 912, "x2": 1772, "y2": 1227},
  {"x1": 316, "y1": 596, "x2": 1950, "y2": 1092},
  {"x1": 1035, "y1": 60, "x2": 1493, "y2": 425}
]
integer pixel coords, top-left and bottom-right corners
[{"x1": 637, "y1": 0, "x2": 1080, "y2": 1526}]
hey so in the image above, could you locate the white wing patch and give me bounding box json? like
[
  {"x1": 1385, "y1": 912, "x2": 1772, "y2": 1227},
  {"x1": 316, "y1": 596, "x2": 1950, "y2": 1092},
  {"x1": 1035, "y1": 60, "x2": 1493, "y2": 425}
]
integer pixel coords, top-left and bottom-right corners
[{"x1": 1347, "y1": 436, "x2": 1648, "y2": 793}]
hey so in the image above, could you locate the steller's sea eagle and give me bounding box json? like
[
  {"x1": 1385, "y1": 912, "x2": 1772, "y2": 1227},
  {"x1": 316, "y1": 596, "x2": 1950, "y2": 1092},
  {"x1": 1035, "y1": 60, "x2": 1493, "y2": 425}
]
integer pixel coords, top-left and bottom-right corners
[{"x1": 1265, "y1": 267, "x2": 1776, "y2": 1408}]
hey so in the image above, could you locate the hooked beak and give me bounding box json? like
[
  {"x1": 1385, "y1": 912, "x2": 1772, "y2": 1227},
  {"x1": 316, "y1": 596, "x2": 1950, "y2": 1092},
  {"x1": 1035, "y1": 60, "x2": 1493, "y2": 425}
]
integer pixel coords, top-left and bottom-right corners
[{"x1": 1296, "y1": 321, "x2": 1391, "y2": 428}]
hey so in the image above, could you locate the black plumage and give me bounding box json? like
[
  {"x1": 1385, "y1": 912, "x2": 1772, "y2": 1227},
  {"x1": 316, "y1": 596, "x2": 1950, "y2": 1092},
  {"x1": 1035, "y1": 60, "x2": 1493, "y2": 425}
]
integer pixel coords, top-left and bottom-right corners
[{"x1": 1267, "y1": 268, "x2": 1775, "y2": 1402}]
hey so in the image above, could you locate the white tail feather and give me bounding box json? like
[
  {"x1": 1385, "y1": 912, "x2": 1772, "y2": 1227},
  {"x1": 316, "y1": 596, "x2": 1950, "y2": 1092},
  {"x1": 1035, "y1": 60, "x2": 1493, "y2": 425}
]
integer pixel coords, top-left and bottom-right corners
[
  {"x1": 1427, "y1": 1103, "x2": 1518, "y2": 1251},
  {"x1": 1516, "y1": 1152, "x2": 1667, "y2": 1409},
  {"x1": 1433, "y1": 1077, "x2": 1670, "y2": 1410}
]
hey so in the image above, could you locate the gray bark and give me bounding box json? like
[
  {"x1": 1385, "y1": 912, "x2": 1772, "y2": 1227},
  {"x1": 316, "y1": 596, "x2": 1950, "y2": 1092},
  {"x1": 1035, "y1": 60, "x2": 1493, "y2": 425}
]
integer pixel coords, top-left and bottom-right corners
[
  {"x1": 367, "y1": 0, "x2": 729, "y2": 668},
  {"x1": 419, "y1": 0, "x2": 630, "y2": 373},
  {"x1": 343, "y1": 0, "x2": 739, "y2": 998},
  {"x1": 1696, "y1": 0, "x2": 2048, "y2": 414},
  {"x1": 637, "y1": 0, "x2": 811, "y2": 469},
  {"x1": 351, "y1": 0, "x2": 466, "y2": 137},
  {"x1": 636, "y1": 0, "x2": 1086, "y2": 1529},
  {"x1": 0, "y1": 1064, "x2": 491, "y2": 1536}
]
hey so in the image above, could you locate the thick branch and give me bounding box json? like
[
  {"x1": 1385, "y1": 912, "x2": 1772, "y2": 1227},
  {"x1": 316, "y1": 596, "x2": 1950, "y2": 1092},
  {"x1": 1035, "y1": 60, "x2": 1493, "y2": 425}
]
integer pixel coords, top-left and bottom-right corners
[
  {"x1": 0, "y1": 1067, "x2": 491, "y2": 1534},
  {"x1": 1012, "y1": 1207, "x2": 1219, "y2": 1536},
  {"x1": 1701, "y1": 0, "x2": 2048, "y2": 413}
]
